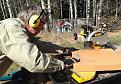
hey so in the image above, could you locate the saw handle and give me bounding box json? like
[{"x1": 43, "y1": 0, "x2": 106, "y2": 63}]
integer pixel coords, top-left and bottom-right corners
[{"x1": 105, "y1": 43, "x2": 117, "y2": 50}]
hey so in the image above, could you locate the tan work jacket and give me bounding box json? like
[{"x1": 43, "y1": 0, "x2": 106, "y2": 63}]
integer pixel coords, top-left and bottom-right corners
[{"x1": 0, "y1": 18, "x2": 64, "y2": 76}]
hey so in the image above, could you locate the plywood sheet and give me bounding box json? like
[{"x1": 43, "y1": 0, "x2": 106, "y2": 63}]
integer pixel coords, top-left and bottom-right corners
[{"x1": 72, "y1": 49, "x2": 121, "y2": 71}]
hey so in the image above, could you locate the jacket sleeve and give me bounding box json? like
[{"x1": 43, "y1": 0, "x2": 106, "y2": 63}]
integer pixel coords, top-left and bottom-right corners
[
  {"x1": 1, "y1": 19, "x2": 64, "y2": 73},
  {"x1": 30, "y1": 37, "x2": 65, "y2": 53}
]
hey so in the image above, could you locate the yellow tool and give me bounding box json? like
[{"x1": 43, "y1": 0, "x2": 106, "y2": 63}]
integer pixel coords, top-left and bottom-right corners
[{"x1": 71, "y1": 70, "x2": 96, "y2": 83}]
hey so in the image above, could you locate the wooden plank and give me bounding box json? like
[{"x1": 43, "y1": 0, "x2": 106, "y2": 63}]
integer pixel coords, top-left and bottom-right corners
[{"x1": 72, "y1": 49, "x2": 121, "y2": 71}]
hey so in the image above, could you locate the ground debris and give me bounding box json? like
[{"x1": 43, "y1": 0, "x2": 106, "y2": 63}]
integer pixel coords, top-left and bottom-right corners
[{"x1": 86, "y1": 71, "x2": 121, "y2": 84}]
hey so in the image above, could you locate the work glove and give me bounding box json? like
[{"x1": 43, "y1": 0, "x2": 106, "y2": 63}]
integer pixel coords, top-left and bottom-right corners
[
  {"x1": 64, "y1": 47, "x2": 79, "y2": 52},
  {"x1": 63, "y1": 58, "x2": 80, "y2": 68},
  {"x1": 53, "y1": 47, "x2": 78, "y2": 61},
  {"x1": 53, "y1": 48, "x2": 72, "y2": 60},
  {"x1": 63, "y1": 47, "x2": 79, "y2": 57},
  {"x1": 63, "y1": 48, "x2": 72, "y2": 56}
]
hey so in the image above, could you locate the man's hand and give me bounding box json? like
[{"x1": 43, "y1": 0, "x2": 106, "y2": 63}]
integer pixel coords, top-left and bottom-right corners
[
  {"x1": 63, "y1": 58, "x2": 80, "y2": 68},
  {"x1": 63, "y1": 48, "x2": 72, "y2": 56}
]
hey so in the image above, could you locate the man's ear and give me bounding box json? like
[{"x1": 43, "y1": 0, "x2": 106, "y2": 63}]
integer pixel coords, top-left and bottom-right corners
[
  {"x1": 24, "y1": 22, "x2": 33, "y2": 30},
  {"x1": 24, "y1": 22, "x2": 29, "y2": 28}
]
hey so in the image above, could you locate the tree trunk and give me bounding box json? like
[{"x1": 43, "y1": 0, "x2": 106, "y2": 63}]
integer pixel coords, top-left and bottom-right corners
[
  {"x1": 13, "y1": 1, "x2": 18, "y2": 17},
  {"x1": 86, "y1": 0, "x2": 90, "y2": 26},
  {"x1": 97, "y1": 0, "x2": 103, "y2": 30},
  {"x1": 69, "y1": 0, "x2": 73, "y2": 19},
  {"x1": 26, "y1": 0, "x2": 29, "y2": 6},
  {"x1": 2, "y1": 0, "x2": 8, "y2": 18},
  {"x1": 47, "y1": 0, "x2": 52, "y2": 32},
  {"x1": 115, "y1": 0, "x2": 118, "y2": 18},
  {"x1": 93, "y1": 0, "x2": 96, "y2": 26},
  {"x1": 0, "y1": 0, "x2": 6, "y2": 19},
  {"x1": 74, "y1": 0, "x2": 77, "y2": 24},
  {"x1": 60, "y1": 0, "x2": 63, "y2": 19},
  {"x1": 106, "y1": 0, "x2": 109, "y2": 15},
  {"x1": 6, "y1": 0, "x2": 13, "y2": 18},
  {"x1": 48, "y1": 0, "x2": 52, "y2": 22},
  {"x1": 18, "y1": 0, "x2": 22, "y2": 11},
  {"x1": 41, "y1": 0, "x2": 45, "y2": 9},
  {"x1": 41, "y1": 0, "x2": 49, "y2": 32}
]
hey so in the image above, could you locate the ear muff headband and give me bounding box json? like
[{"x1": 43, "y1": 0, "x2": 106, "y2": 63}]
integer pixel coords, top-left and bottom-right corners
[{"x1": 29, "y1": 9, "x2": 45, "y2": 28}]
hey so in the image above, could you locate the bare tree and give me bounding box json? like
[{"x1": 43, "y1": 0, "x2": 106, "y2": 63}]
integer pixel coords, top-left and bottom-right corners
[
  {"x1": 115, "y1": 0, "x2": 118, "y2": 18},
  {"x1": 47, "y1": 0, "x2": 52, "y2": 32},
  {"x1": 41, "y1": 0, "x2": 50, "y2": 32},
  {"x1": 2, "y1": 0, "x2": 8, "y2": 18},
  {"x1": 69, "y1": 0, "x2": 73, "y2": 20},
  {"x1": 6, "y1": 0, "x2": 13, "y2": 18},
  {"x1": 97, "y1": 0, "x2": 103, "y2": 29},
  {"x1": 86, "y1": 0, "x2": 90, "y2": 26},
  {"x1": 48, "y1": 0, "x2": 52, "y2": 22},
  {"x1": 12, "y1": 1, "x2": 18, "y2": 17},
  {"x1": 106, "y1": 0, "x2": 109, "y2": 15},
  {"x1": 93, "y1": 0, "x2": 96, "y2": 26},
  {"x1": 0, "y1": 0, "x2": 6, "y2": 19},
  {"x1": 26, "y1": 0, "x2": 29, "y2": 6},
  {"x1": 60, "y1": 0, "x2": 63, "y2": 19},
  {"x1": 41, "y1": 0, "x2": 45, "y2": 9},
  {"x1": 74, "y1": 0, "x2": 77, "y2": 20}
]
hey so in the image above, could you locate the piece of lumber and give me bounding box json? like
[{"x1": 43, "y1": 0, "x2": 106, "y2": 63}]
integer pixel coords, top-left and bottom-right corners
[{"x1": 72, "y1": 49, "x2": 121, "y2": 71}]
